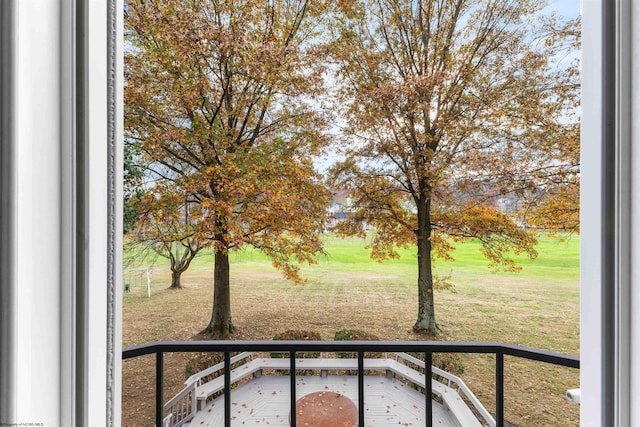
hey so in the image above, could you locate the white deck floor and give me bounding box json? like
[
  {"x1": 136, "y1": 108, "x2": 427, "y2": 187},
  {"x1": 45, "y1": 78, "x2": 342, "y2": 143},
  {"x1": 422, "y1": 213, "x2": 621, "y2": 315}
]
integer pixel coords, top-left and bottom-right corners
[{"x1": 188, "y1": 374, "x2": 465, "y2": 426}]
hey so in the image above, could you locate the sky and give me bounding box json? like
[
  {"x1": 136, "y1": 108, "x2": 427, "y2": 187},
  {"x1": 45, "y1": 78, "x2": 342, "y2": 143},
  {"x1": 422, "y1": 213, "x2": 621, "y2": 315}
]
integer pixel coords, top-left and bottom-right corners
[
  {"x1": 314, "y1": 0, "x2": 582, "y2": 173},
  {"x1": 546, "y1": 0, "x2": 581, "y2": 17}
]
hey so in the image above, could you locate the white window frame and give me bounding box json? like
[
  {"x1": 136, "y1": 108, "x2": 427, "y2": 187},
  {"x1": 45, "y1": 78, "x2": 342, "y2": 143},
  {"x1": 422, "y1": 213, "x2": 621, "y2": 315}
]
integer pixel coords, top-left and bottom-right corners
[
  {"x1": 1, "y1": 0, "x2": 122, "y2": 425},
  {"x1": 581, "y1": 0, "x2": 635, "y2": 425},
  {"x1": 1, "y1": 0, "x2": 638, "y2": 425}
]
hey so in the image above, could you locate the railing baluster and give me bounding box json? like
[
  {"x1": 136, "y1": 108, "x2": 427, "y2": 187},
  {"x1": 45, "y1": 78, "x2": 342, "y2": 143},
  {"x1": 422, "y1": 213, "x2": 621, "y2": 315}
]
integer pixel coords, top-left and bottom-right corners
[
  {"x1": 224, "y1": 351, "x2": 231, "y2": 427},
  {"x1": 425, "y1": 351, "x2": 432, "y2": 427},
  {"x1": 358, "y1": 351, "x2": 364, "y2": 426},
  {"x1": 156, "y1": 350, "x2": 164, "y2": 427},
  {"x1": 120, "y1": 341, "x2": 579, "y2": 427},
  {"x1": 496, "y1": 351, "x2": 504, "y2": 427},
  {"x1": 290, "y1": 351, "x2": 297, "y2": 427},
  {"x1": 191, "y1": 385, "x2": 196, "y2": 419}
]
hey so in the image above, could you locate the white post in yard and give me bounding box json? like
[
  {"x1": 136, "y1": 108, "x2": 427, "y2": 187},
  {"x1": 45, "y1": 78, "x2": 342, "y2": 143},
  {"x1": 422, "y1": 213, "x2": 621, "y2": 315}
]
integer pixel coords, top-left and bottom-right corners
[{"x1": 147, "y1": 268, "x2": 151, "y2": 298}]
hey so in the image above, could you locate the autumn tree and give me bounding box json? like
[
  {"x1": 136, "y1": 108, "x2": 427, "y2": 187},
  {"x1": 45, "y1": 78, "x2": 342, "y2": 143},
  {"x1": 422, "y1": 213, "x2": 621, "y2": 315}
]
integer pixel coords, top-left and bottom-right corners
[
  {"x1": 130, "y1": 185, "x2": 205, "y2": 289},
  {"x1": 125, "y1": 0, "x2": 331, "y2": 336},
  {"x1": 328, "y1": 0, "x2": 579, "y2": 333},
  {"x1": 123, "y1": 139, "x2": 145, "y2": 234},
  {"x1": 517, "y1": 16, "x2": 580, "y2": 233},
  {"x1": 123, "y1": 138, "x2": 203, "y2": 289}
]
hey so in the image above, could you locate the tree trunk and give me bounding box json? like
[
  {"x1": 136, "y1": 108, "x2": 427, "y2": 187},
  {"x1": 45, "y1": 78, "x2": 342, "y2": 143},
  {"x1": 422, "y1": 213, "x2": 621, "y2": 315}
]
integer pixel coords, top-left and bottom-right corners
[
  {"x1": 169, "y1": 269, "x2": 183, "y2": 289},
  {"x1": 168, "y1": 244, "x2": 198, "y2": 289},
  {"x1": 414, "y1": 196, "x2": 437, "y2": 334},
  {"x1": 206, "y1": 250, "x2": 235, "y2": 337}
]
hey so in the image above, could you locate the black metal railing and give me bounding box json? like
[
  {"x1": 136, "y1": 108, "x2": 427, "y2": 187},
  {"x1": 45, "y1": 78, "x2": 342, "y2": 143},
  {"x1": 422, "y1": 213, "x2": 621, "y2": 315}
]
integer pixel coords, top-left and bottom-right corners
[{"x1": 122, "y1": 341, "x2": 580, "y2": 427}]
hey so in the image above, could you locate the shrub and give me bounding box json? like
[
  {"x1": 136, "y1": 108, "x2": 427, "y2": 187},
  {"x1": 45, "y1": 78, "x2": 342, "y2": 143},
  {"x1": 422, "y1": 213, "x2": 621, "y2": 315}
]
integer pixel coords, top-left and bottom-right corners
[
  {"x1": 184, "y1": 351, "x2": 248, "y2": 402},
  {"x1": 271, "y1": 330, "x2": 322, "y2": 359},
  {"x1": 333, "y1": 329, "x2": 381, "y2": 359},
  {"x1": 406, "y1": 352, "x2": 465, "y2": 377},
  {"x1": 273, "y1": 329, "x2": 322, "y2": 341},
  {"x1": 334, "y1": 329, "x2": 380, "y2": 341},
  {"x1": 432, "y1": 353, "x2": 465, "y2": 376},
  {"x1": 270, "y1": 330, "x2": 322, "y2": 375},
  {"x1": 184, "y1": 352, "x2": 224, "y2": 380}
]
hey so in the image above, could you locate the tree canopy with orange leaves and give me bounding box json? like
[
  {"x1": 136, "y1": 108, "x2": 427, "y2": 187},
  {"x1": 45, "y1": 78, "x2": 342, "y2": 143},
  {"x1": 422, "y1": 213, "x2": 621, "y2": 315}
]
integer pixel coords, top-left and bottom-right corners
[
  {"x1": 328, "y1": 0, "x2": 580, "y2": 333},
  {"x1": 125, "y1": 0, "x2": 332, "y2": 336}
]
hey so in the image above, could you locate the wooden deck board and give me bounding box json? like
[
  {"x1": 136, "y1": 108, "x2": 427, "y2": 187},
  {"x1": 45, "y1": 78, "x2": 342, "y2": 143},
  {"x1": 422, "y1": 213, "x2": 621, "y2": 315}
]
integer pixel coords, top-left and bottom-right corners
[{"x1": 188, "y1": 375, "x2": 465, "y2": 427}]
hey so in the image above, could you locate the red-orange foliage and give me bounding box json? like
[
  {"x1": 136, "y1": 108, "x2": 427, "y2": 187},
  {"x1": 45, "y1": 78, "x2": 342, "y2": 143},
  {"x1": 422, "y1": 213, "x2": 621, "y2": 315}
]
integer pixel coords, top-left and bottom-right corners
[
  {"x1": 125, "y1": 0, "x2": 332, "y2": 336},
  {"x1": 328, "y1": 0, "x2": 579, "y2": 333}
]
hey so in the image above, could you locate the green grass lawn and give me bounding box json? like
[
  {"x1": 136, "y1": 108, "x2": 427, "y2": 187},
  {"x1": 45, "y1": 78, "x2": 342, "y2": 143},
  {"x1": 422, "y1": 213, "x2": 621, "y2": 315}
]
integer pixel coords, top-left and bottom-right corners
[
  {"x1": 130, "y1": 232, "x2": 579, "y2": 278},
  {"x1": 122, "y1": 232, "x2": 580, "y2": 427}
]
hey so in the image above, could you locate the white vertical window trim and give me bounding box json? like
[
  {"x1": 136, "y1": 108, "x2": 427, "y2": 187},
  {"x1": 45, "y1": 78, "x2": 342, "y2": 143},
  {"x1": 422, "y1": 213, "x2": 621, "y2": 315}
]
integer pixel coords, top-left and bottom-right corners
[
  {"x1": 107, "y1": 0, "x2": 124, "y2": 424},
  {"x1": 81, "y1": 0, "x2": 109, "y2": 422},
  {"x1": 615, "y1": 1, "x2": 631, "y2": 425},
  {"x1": 583, "y1": 0, "x2": 636, "y2": 424},
  {"x1": 14, "y1": 1, "x2": 63, "y2": 424},
  {"x1": 630, "y1": 2, "x2": 640, "y2": 425},
  {"x1": 80, "y1": 0, "x2": 122, "y2": 425},
  {"x1": 60, "y1": 0, "x2": 77, "y2": 424},
  {"x1": 0, "y1": 0, "x2": 120, "y2": 425},
  {"x1": 0, "y1": 1, "x2": 17, "y2": 422},
  {"x1": 580, "y1": 0, "x2": 604, "y2": 423}
]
